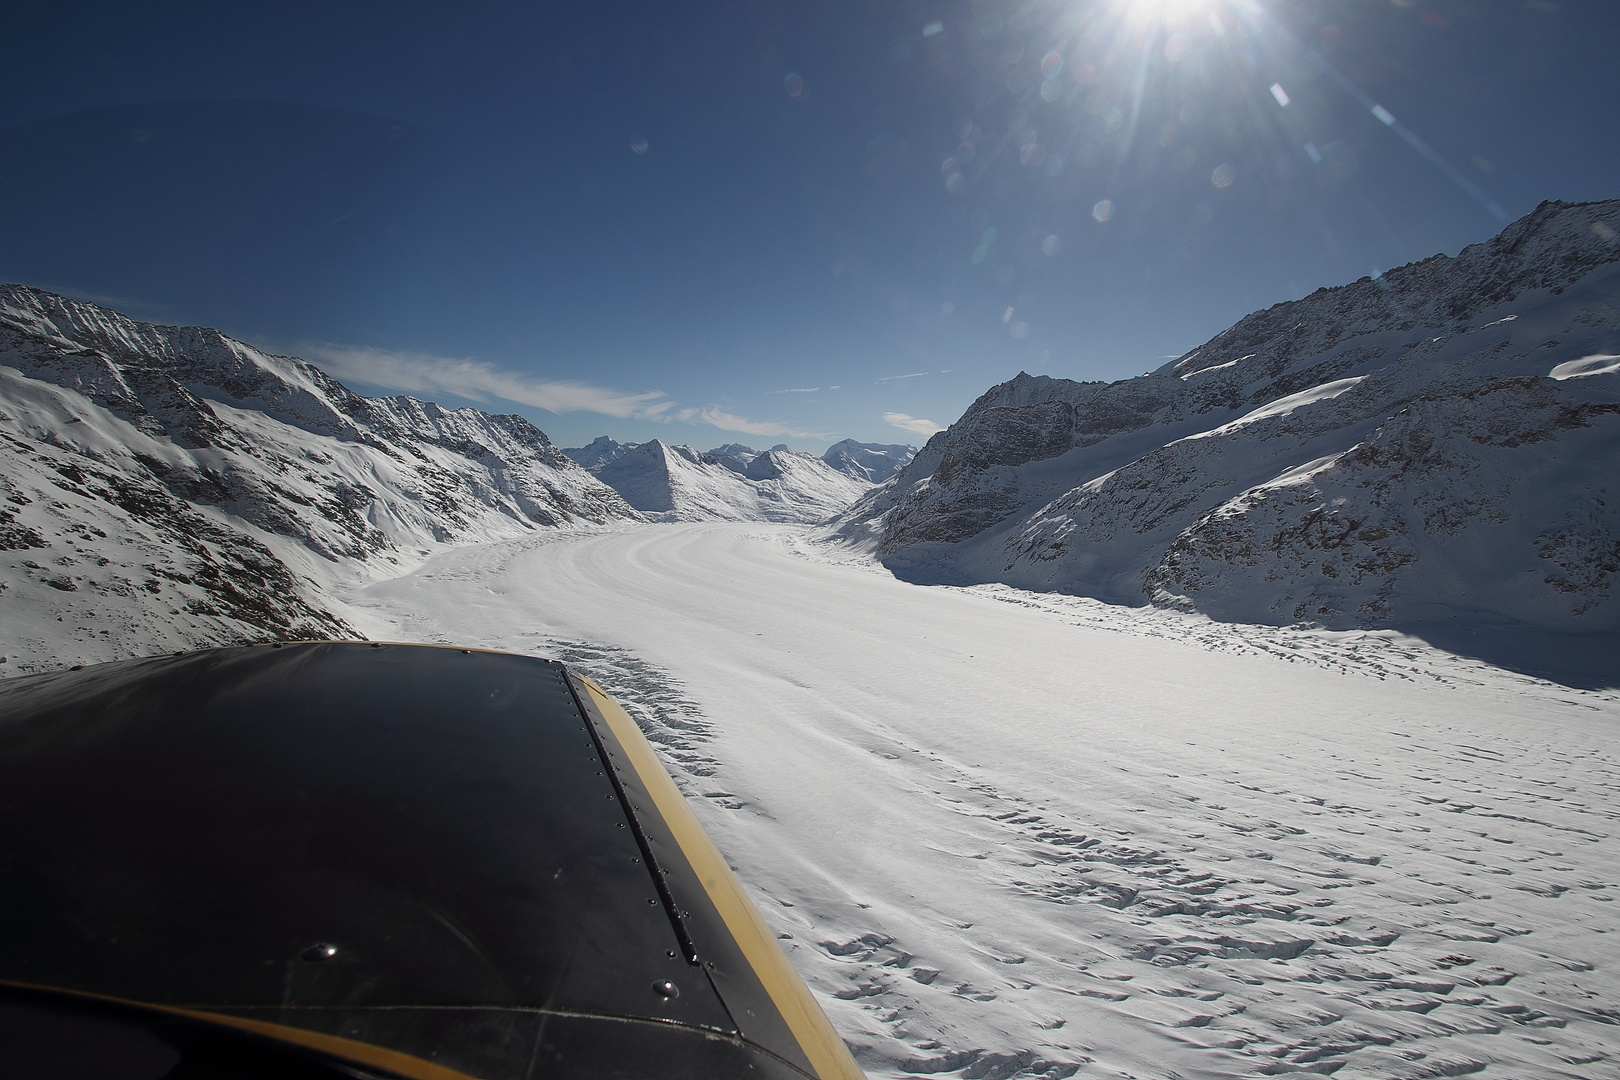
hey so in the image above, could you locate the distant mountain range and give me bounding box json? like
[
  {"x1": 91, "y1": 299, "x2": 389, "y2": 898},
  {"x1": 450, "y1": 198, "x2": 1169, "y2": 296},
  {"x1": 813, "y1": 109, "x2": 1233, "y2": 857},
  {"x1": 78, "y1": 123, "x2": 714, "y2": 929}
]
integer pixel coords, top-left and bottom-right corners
[
  {"x1": 559, "y1": 437, "x2": 916, "y2": 522},
  {"x1": 835, "y1": 199, "x2": 1620, "y2": 681}
]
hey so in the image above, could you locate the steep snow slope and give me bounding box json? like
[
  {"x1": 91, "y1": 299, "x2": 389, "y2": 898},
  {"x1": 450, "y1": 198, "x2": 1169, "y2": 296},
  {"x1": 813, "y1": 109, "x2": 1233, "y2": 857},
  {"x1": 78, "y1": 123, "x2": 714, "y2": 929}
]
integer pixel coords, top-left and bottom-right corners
[
  {"x1": 837, "y1": 200, "x2": 1620, "y2": 664},
  {"x1": 345, "y1": 522, "x2": 1620, "y2": 1080},
  {"x1": 594, "y1": 439, "x2": 870, "y2": 523},
  {"x1": 0, "y1": 286, "x2": 639, "y2": 670},
  {"x1": 823, "y1": 439, "x2": 917, "y2": 483}
]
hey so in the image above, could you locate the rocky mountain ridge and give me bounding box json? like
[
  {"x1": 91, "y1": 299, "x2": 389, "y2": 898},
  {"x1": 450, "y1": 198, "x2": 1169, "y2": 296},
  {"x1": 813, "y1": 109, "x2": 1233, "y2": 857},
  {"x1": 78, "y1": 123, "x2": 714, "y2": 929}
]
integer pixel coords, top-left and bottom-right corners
[
  {"x1": 0, "y1": 285, "x2": 640, "y2": 669},
  {"x1": 835, "y1": 199, "x2": 1620, "y2": 677}
]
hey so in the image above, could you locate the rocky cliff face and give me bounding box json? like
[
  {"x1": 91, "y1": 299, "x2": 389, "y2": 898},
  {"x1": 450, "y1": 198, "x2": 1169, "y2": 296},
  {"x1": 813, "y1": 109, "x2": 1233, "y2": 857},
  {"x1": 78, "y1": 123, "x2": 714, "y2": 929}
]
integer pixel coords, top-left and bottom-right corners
[
  {"x1": 836, "y1": 199, "x2": 1620, "y2": 640},
  {"x1": 0, "y1": 286, "x2": 640, "y2": 669}
]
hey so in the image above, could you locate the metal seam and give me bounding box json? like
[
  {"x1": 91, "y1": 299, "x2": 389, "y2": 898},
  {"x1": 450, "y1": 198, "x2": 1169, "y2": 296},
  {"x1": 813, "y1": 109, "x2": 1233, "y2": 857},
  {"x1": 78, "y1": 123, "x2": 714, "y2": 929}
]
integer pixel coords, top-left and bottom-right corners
[{"x1": 560, "y1": 667, "x2": 702, "y2": 968}]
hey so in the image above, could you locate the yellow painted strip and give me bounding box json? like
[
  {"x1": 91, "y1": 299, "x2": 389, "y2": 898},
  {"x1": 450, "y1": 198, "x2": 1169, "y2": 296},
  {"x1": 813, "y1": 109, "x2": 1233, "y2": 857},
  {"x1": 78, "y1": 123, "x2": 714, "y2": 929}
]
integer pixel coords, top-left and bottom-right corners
[
  {"x1": 578, "y1": 677, "x2": 866, "y2": 1080},
  {"x1": 0, "y1": 980, "x2": 479, "y2": 1080}
]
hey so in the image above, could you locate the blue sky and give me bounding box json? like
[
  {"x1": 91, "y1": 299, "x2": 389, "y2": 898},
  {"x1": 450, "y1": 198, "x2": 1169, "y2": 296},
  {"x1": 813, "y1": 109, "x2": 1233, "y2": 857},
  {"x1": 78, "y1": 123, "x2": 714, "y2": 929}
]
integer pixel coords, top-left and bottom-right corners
[{"x1": 2, "y1": 0, "x2": 1614, "y2": 453}]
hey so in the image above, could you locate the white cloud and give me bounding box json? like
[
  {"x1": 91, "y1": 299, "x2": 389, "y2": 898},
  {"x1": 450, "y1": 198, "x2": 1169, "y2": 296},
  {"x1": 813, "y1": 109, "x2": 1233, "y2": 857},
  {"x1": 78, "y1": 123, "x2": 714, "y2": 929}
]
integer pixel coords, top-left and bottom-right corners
[
  {"x1": 884, "y1": 411, "x2": 946, "y2": 436},
  {"x1": 302, "y1": 342, "x2": 668, "y2": 419},
  {"x1": 876, "y1": 371, "x2": 929, "y2": 382},
  {"x1": 696, "y1": 407, "x2": 822, "y2": 439},
  {"x1": 769, "y1": 386, "x2": 821, "y2": 394}
]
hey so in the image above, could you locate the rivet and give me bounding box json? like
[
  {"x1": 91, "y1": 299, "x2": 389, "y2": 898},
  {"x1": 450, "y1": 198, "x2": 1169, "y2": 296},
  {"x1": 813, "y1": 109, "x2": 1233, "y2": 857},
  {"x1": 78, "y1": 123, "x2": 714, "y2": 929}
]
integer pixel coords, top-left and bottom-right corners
[
  {"x1": 301, "y1": 943, "x2": 337, "y2": 962},
  {"x1": 652, "y1": 980, "x2": 680, "y2": 999}
]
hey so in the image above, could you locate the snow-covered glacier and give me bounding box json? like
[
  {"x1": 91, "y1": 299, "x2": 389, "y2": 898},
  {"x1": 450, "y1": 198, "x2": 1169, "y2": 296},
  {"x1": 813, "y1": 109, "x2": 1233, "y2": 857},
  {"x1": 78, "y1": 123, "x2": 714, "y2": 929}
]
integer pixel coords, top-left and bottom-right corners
[{"x1": 835, "y1": 199, "x2": 1620, "y2": 681}]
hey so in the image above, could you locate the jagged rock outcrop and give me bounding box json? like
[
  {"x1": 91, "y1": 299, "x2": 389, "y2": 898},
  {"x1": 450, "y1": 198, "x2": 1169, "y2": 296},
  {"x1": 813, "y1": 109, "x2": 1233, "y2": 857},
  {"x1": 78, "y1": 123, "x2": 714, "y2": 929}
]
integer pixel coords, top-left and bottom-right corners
[{"x1": 835, "y1": 199, "x2": 1620, "y2": 639}]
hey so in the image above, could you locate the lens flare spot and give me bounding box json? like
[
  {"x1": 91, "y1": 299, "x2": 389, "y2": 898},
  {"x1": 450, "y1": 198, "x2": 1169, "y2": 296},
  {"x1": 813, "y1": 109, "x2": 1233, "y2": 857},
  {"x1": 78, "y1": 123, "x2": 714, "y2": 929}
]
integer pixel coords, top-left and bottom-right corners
[
  {"x1": 1304, "y1": 142, "x2": 1323, "y2": 164},
  {"x1": 1269, "y1": 83, "x2": 1291, "y2": 107},
  {"x1": 941, "y1": 157, "x2": 959, "y2": 177},
  {"x1": 1002, "y1": 307, "x2": 1014, "y2": 323},
  {"x1": 1010, "y1": 321, "x2": 1029, "y2": 339},
  {"x1": 922, "y1": 20, "x2": 944, "y2": 37},
  {"x1": 946, "y1": 172, "x2": 966, "y2": 193},
  {"x1": 1172, "y1": 146, "x2": 1197, "y2": 172},
  {"x1": 629, "y1": 136, "x2": 649, "y2": 154},
  {"x1": 1040, "y1": 51, "x2": 1064, "y2": 79},
  {"x1": 1042, "y1": 235, "x2": 1061, "y2": 256},
  {"x1": 1102, "y1": 108, "x2": 1124, "y2": 134},
  {"x1": 1092, "y1": 199, "x2": 1114, "y2": 222},
  {"x1": 956, "y1": 141, "x2": 976, "y2": 162},
  {"x1": 784, "y1": 72, "x2": 805, "y2": 98},
  {"x1": 1210, "y1": 163, "x2": 1236, "y2": 188},
  {"x1": 1040, "y1": 78, "x2": 1063, "y2": 102}
]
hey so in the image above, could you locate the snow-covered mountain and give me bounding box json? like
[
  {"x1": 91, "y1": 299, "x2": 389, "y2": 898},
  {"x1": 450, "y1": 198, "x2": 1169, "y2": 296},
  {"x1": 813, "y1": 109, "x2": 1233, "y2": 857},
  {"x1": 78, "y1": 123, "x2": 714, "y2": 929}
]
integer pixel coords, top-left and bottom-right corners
[
  {"x1": 821, "y1": 439, "x2": 917, "y2": 483},
  {"x1": 561, "y1": 434, "x2": 640, "y2": 469},
  {"x1": 592, "y1": 439, "x2": 869, "y2": 523},
  {"x1": 0, "y1": 285, "x2": 640, "y2": 670},
  {"x1": 703, "y1": 442, "x2": 772, "y2": 474},
  {"x1": 837, "y1": 199, "x2": 1620, "y2": 646}
]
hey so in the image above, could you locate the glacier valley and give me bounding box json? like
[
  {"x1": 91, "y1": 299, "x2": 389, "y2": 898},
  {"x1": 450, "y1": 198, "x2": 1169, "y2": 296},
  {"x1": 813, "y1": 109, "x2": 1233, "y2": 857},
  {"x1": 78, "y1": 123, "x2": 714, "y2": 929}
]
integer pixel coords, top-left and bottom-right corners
[{"x1": 2, "y1": 200, "x2": 1618, "y2": 1079}]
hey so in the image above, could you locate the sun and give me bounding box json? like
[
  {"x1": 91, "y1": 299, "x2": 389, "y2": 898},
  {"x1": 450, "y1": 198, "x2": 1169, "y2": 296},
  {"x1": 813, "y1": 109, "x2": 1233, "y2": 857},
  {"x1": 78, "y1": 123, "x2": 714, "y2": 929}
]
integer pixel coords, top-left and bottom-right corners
[{"x1": 1113, "y1": 0, "x2": 1221, "y2": 26}]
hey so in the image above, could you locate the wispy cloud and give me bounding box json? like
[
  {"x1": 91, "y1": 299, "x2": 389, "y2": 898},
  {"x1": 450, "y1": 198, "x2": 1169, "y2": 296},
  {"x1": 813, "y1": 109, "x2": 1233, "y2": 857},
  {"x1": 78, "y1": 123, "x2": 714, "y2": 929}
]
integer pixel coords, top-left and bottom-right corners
[
  {"x1": 769, "y1": 386, "x2": 821, "y2": 394},
  {"x1": 302, "y1": 343, "x2": 668, "y2": 419},
  {"x1": 688, "y1": 406, "x2": 823, "y2": 439},
  {"x1": 876, "y1": 371, "x2": 929, "y2": 382},
  {"x1": 884, "y1": 411, "x2": 946, "y2": 436}
]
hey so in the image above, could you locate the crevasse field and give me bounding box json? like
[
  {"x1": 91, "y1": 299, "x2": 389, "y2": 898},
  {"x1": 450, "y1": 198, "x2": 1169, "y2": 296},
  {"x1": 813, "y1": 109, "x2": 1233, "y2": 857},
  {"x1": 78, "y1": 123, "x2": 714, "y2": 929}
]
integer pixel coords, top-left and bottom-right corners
[{"x1": 339, "y1": 522, "x2": 1620, "y2": 1080}]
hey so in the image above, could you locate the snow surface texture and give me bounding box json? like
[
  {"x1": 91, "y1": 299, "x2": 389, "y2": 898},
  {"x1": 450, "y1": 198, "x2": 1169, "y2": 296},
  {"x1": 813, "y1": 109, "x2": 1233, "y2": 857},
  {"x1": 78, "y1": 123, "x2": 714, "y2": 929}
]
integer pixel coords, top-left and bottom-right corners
[
  {"x1": 0, "y1": 285, "x2": 639, "y2": 670},
  {"x1": 344, "y1": 522, "x2": 1620, "y2": 1080},
  {"x1": 835, "y1": 200, "x2": 1620, "y2": 686},
  {"x1": 591, "y1": 438, "x2": 872, "y2": 523}
]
